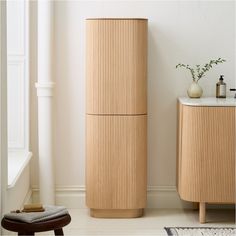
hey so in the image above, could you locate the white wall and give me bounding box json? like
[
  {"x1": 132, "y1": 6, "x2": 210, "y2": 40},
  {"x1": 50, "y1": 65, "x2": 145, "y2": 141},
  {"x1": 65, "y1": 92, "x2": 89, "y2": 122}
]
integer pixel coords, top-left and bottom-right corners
[
  {"x1": 0, "y1": 0, "x2": 8, "y2": 220},
  {"x1": 30, "y1": 1, "x2": 235, "y2": 207}
]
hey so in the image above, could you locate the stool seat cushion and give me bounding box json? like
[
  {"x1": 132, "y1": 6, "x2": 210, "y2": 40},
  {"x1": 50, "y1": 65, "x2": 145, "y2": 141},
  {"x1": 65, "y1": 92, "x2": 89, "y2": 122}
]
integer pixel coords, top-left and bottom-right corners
[{"x1": 4, "y1": 205, "x2": 68, "y2": 223}]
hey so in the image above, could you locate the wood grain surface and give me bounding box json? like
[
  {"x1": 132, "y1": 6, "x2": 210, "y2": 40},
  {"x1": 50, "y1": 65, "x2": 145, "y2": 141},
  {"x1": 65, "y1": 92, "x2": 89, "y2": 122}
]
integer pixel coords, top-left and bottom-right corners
[
  {"x1": 177, "y1": 103, "x2": 235, "y2": 203},
  {"x1": 86, "y1": 19, "x2": 147, "y2": 115},
  {"x1": 86, "y1": 115, "x2": 147, "y2": 210},
  {"x1": 90, "y1": 209, "x2": 143, "y2": 218}
]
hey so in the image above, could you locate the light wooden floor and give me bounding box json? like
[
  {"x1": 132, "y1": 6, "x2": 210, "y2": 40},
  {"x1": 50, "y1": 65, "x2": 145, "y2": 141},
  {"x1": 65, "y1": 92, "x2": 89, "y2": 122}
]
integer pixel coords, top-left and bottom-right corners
[
  {"x1": 45, "y1": 208, "x2": 234, "y2": 236},
  {"x1": 4, "y1": 208, "x2": 235, "y2": 235}
]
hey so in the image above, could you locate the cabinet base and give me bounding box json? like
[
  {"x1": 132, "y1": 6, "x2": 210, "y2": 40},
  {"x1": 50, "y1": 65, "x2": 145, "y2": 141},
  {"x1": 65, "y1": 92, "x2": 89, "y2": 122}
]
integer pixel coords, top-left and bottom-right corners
[{"x1": 90, "y1": 209, "x2": 144, "y2": 218}]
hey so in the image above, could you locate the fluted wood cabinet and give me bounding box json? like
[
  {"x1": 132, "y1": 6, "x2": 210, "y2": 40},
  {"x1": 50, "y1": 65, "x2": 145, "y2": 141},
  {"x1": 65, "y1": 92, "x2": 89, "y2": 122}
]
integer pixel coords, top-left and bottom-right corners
[
  {"x1": 86, "y1": 19, "x2": 147, "y2": 115},
  {"x1": 177, "y1": 98, "x2": 235, "y2": 223},
  {"x1": 86, "y1": 18, "x2": 148, "y2": 218}
]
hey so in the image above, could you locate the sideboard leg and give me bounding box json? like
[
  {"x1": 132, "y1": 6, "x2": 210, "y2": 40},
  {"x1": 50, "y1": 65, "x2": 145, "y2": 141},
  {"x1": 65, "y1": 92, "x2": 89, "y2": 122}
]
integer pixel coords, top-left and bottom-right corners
[{"x1": 199, "y1": 202, "x2": 206, "y2": 223}]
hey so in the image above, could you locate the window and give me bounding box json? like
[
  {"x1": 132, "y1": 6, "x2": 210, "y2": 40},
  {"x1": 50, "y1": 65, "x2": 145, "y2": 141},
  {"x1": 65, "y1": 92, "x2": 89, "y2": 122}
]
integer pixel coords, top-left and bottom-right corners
[{"x1": 7, "y1": 0, "x2": 31, "y2": 188}]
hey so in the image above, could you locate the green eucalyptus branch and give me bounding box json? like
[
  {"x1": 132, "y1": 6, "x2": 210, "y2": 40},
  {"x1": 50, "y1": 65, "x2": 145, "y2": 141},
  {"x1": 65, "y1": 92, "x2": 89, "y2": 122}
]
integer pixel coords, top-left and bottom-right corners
[
  {"x1": 176, "y1": 58, "x2": 226, "y2": 82},
  {"x1": 176, "y1": 63, "x2": 197, "y2": 81}
]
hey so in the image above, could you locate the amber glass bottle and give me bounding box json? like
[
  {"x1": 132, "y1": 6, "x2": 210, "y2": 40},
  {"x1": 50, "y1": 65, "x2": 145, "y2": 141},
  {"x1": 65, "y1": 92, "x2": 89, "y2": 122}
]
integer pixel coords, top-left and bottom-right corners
[{"x1": 216, "y1": 75, "x2": 226, "y2": 98}]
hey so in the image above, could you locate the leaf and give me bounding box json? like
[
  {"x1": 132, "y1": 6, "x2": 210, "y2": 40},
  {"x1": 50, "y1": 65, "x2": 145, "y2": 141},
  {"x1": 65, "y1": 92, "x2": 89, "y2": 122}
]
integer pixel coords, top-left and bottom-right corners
[{"x1": 175, "y1": 58, "x2": 226, "y2": 80}]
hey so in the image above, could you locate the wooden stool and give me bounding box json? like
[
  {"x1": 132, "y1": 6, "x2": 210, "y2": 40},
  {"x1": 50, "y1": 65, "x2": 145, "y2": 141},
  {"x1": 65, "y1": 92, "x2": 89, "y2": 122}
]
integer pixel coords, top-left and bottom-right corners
[{"x1": 1, "y1": 213, "x2": 71, "y2": 236}]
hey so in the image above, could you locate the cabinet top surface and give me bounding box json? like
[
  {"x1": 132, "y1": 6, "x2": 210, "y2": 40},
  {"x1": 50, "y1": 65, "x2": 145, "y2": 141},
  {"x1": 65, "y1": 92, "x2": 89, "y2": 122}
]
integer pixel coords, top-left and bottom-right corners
[
  {"x1": 178, "y1": 97, "x2": 236, "y2": 107},
  {"x1": 86, "y1": 18, "x2": 148, "y2": 21}
]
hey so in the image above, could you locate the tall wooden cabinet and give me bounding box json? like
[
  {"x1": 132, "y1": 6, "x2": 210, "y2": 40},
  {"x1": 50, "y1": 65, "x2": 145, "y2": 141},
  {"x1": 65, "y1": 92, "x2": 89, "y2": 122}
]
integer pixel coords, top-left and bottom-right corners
[
  {"x1": 86, "y1": 19, "x2": 148, "y2": 218},
  {"x1": 177, "y1": 97, "x2": 236, "y2": 223}
]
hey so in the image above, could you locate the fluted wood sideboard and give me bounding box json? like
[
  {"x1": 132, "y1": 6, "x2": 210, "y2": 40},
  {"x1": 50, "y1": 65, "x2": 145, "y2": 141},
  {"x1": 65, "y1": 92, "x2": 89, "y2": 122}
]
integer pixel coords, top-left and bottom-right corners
[
  {"x1": 177, "y1": 97, "x2": 236, "y2": 223},
  {"x1": 86, "y1": 18, "x2": 148, "y2": 218}
]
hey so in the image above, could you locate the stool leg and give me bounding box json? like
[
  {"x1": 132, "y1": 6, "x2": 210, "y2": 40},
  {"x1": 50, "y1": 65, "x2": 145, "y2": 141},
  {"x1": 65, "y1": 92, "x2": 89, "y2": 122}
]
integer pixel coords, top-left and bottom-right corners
[{"x1": 54, "y1": 228, "x2": 64, "y2": 235}]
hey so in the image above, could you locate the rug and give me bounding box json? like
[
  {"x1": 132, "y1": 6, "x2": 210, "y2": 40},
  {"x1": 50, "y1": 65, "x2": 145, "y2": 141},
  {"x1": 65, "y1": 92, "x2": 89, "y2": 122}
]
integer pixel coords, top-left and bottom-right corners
[{"x1": 164, "y1": 227, "x2": 236, "y2": 236}]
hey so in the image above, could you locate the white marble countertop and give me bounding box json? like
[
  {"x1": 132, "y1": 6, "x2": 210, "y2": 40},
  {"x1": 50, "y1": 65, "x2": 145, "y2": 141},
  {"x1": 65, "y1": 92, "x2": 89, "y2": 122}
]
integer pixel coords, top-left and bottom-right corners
[{"x1": 178, "y1": 97, "x2": 236, "y2": 107}]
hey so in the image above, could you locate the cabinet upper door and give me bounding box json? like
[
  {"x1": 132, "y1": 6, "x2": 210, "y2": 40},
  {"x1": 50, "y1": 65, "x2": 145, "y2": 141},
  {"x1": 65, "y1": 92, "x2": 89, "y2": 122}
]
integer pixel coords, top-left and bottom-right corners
[{"x1": 86, "y1": 19, "x2": 147, "y2": 115}]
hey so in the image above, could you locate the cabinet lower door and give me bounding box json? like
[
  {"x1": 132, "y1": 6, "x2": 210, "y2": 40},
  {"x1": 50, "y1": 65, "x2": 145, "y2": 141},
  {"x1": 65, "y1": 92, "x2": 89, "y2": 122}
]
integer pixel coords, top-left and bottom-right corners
[{"x1": 86, "y1": 115, "x2": 147, "y2": 215}]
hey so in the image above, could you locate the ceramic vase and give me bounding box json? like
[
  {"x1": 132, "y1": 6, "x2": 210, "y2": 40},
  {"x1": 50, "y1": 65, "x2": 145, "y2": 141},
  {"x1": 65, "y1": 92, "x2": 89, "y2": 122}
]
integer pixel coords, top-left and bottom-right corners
[{"x1": 187, "y1": 81, "x2": 203, "y2": 98}]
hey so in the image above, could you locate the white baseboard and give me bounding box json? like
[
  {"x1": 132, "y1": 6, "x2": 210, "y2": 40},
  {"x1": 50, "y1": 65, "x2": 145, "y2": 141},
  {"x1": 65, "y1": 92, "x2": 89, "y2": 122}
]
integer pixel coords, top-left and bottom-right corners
[
  {"x1": 31, "y1": 185, "x2": 192, "y2": 209},
  {"x1": 31, "y1": 185, "x2": 235, "y2": 210},
  {"x1": 147, "y1": 186, "x2": 191, "y2": 209}
]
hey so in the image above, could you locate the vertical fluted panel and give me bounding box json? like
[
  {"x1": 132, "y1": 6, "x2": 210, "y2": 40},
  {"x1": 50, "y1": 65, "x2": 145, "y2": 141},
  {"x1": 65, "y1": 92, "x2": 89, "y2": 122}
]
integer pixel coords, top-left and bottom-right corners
[
  {"x1": 86, "y1": 19, "x2": 147, "y2": 115},
  {"x1": 178, "y1": 104, "x2": 235, "y2": 203},
  {"x1": 86, "y1": 115, "x2": 147, "y2": 209},
  {"x1": 86, "y1": 19, "x2": 148, "y2": 217}
]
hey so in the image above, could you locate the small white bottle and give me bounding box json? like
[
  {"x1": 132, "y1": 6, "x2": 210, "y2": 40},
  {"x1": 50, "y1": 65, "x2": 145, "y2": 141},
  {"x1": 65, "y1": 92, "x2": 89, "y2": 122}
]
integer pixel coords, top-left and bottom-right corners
[{"x1": 216, "y1": 75, "x2": 226, "y2": 98}]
